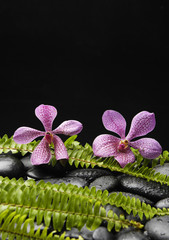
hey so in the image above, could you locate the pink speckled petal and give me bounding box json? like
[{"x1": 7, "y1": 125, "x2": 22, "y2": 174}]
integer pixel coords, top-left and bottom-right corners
[
  {"x1": 92, "y1": 134, "x2": 120, "y2": 157},
  {"x1": 13, "y1": 127, "x2": 45, "y2": 144},
  {"x1": 53, "y1": 120, "x2": 83, "y2": 136},
  {"x1": 35, "y1": 104, "x2": 57, "y2": 132},
  {"x1": 126, "y1": 111, "x2": 156, "y2": 141},
  {"x1": 130, "y1": 138, "x2": 162, "y2": 159},
  {"x1": 115, "y1": 149, "x2": 135, "y2": 168},
  {"x1": 53, "y1": 135, "x2": 69, "y2": 160},
  {"x1": 102, "y1": 110, "x2": 126, "y2": 138},
  {"x1": 31, "y1": 137, "x2": 51, "y2": 165}
]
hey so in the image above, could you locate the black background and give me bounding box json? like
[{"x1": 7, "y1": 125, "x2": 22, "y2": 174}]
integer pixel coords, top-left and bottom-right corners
[{"x1": 0, "y1": 0, "x2": 169, "y2": 150}]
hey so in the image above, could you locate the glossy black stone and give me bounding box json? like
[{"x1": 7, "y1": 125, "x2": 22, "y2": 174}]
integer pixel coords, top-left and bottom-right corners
[
  {"x1": 92, "y1": 227, "x2": 114, "y2": 240},
  {"x1": 119, "y1": 175, "x2": 169, "y2": 201},
  {"x1": 20, "y1": 154, "x2": 33, "y2": 171},
  {"x1": 37, "y1": 177, "x2": 88, "y2": 188},
  {"x1": 26, "y1": 161, "x2": 66, "y2": 179},
  {"x1": 145, "y1": 215, "x2": 169, "y2": 240},
  {"x1": 154, "y1": 163, "x2": 169, "y2": 176},
  {"x1": 89, "y1": 175, "x2": 118, "y2": 191},
  {"x1": 116, "y1": 228, "x2": 149, "y2": 240},
  {"x1": 66, "y1": 168, "x2": 113, "y2": 182},
  {"x1": 0, "y1": 154, "x2": 25, "y2": 179},
  {"x1": 155, "y1": 198, "x2": 169, "y2": 209}
]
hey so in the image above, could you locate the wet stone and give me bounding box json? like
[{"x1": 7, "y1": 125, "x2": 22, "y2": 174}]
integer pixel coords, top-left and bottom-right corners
[
  {"x1": 119, "y1": 175, "x2": 169, "y2": 201},
  {"x1": 89, "y1": 175, "x2": 118, "y2": 191},
  {"x1": 20, "y1": 154, "x2": 33, "y2": 171},
  {"x1": 92, "y1": 226, "x2": 114, "y2": 240},
  {"x1": 145, "y1": 215, "x2": 169, "y2": 240},
  {"x1": 155, "y1": 198, "x2": 169, "y2": 209},
  {"x1": 154, "y1": 163, "x2": 169, "y2": 176},
  {"x1": 65, "y1": 168, "x2": 113, "y2": 182},
  {"x1": 0, "y1": 154, "x2": 25, "y2": 179},
  {"x1": 37, "y1": 177, "x2": 88, "y2": 188},
  {"x1": 26, "y1": 161, "x2": 66, "y2": 180},
  {"x1": 116, "y1": 228, "x2": 149, "y2": 240}
]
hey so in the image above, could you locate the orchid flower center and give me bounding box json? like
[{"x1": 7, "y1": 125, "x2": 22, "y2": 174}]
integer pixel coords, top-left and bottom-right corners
[
  {"x1": 118, "y1": 139, "x2": 129, "y2": 152},
  {"x1": 45, "y1": 132, "x2": 53, "y2": 144}
]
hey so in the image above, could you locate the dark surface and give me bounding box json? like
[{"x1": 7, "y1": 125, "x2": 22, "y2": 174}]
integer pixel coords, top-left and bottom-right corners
[{"x1": 0, "y1": 0, "x2": 169, "y2": 150}]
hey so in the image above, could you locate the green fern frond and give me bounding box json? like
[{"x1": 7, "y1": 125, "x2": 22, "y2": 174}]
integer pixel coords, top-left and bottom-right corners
[
  {"x1": 0, "y1": 177, "x2": 168, "y2": 232},
  {"x1": 0, "y1": 177, "x2": 144, "y2": 233},
  {"x1": 1, "y1": 176, "x2": 169, "y2": 224},
  {"x1": 0, "y1": 176, "x2": 169, "y2": 236},
  {"x1": 0, "y1": 135, "x2": 39, "y2": 156},
  {"x1": 0, "y1": 209, "x2": 84, "y2": 240},
  {"x1": 0, "y1": 209, "x2": 59, "y2": 240}
]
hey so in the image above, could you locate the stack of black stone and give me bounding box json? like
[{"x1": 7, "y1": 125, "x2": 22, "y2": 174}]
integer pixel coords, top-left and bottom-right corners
[{"x1": 1, "y1": 153, "x2": 169, "y2": 240}]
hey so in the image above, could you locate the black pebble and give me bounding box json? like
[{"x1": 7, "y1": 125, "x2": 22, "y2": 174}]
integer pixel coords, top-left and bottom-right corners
[
  {"x1": 26, "y1": 161, "x2": 66, "y2": 180},
  {"x1": 66, "y1": 168, "x2": 113, "y2": 182},
  {"x1": 119, "y1": 175, "x2": 169, "y2": 201},
  {"x1": 154, "y1": 163, "x2": 169, "y2": 176},
  {"x1": 37, "y1": 177, "x2": 88, "y2": 188},
  {"x1": 155, "y1": 198, "x2": 169, "y2": 209},
  {"x1": 116, "y1": 228, "x2": 149, "y2": 240},
  {"x1": 20, "y1": 154, "x2": 33, "y2": 171},
  {"x1": 0, "y1": 154, "x2": 25, "y2": 179},
  {"x1": 92, "y1": 226, "x2": 114, "y2": 240},
  {"x1": 89, "y1": 175, "x2": 118, "y2": 191},
  {"x1": 145, "y1": 215, "x2": 169, "y2": 240}
]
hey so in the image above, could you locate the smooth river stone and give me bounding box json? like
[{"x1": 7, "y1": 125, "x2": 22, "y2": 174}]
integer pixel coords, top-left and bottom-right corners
[
  {"x1": 119, "y1": 175, "x2": 169, "y2": 201},
  {"x1": 154, "y1": 163, "x2": 169, "y2": 176},
  {"x1": 116, "y1": 228, "x2": 149, "y2": 240},
  {"x1": 155, "y1": 198, "x2": 169, "y2": 209},
  {"x1": 89, "y1": 175, "x2": 118, "y2": 191},
  {"x1": 26, "y1": 161, "x2": 66, "y2": 179},
  {"x1": 145, "y1": 215, "x2": 169, "y2": 240},
  {"x1": 37, "y1": 177, "x2": 88, "y2": 188},
  {"x1": 65, "y1": 168, "x2": 113, "y2": 182},
  {"x1": 0, "y1": 154, "x2": 25, "y2": 179}
]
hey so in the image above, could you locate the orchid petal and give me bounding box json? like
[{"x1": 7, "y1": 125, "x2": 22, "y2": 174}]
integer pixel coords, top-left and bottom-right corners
[
  {"x1": 53, "y1": 120, "x2": 83, "y2": 136},
  {"x1": 102, "y1": 110, "x2": 126, "y2": 138},
  {"x1": 31, "y1": 137, "x2": 51, "y2": 165},
  {"x1": 115, "y1": 149, "x2": 135, "y2": 168},
  {"x1": 126, "y1": 111, "x2": 156, "y2": 141},
  {"x1": 130, "y1": 138, "x2": 162, "y2": 159},
  {"x1": 53, "y1": 135, "x2": 69, "y2": 160},
  {"x1": 35, "y1": 104, "x2": 57, "y2": 132},
  {"x1": 13, "y1": 127, "x2": 45, "y2": 144},
  {"x1": 92, "y1": 134, "x2": 120, "y2": 157}
]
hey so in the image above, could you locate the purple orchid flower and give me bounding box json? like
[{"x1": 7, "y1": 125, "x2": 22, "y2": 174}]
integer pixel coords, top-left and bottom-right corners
[
  {"x1": 13, "y1": 104, "x2": 83, "y2": 165},
  {"x1": 92, "y1": 110, "x2": 162, "y2": 168}
]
